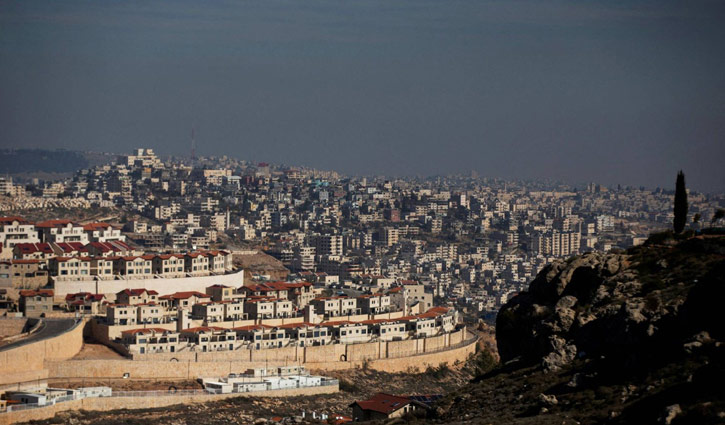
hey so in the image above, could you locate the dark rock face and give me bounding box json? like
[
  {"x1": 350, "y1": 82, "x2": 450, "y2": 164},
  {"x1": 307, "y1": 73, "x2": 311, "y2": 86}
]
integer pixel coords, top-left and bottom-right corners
[
  {"x1": 437, "y1": 237, "x2": 725, "y2": 425},
  {"x1": 496, "y1": 240, "x2": 725, "y2": 373}
]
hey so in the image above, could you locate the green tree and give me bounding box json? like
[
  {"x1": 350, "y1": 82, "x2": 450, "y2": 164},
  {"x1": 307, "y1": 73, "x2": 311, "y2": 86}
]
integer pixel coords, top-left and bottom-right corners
[{"x1": 673, "y1": 170, "x2": 688, "y2": 234}]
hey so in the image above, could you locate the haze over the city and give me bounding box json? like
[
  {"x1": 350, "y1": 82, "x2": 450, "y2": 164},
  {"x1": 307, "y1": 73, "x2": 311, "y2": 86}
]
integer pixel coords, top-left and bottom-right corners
[{"x1": 1, "y1": 0, "x2": 724, "y2": 192}]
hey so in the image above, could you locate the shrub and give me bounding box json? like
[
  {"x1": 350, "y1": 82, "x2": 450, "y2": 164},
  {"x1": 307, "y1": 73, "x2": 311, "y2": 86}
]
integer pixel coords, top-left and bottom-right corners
[{"x1": 338, "y1": 378, "x2": 361, "y2": 393}]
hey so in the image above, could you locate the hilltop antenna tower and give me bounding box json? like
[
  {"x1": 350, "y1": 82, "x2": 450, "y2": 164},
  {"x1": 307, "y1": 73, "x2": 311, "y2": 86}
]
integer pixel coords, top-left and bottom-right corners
[{"x1": 191, "y1": 127, "x2": 197, "y2": 166}]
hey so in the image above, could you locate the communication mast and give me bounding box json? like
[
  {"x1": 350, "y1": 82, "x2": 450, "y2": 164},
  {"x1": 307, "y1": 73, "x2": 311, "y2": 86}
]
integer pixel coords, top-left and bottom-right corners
[{"x1": 191, "y1": 127, "x2": 197, "y2": 166}]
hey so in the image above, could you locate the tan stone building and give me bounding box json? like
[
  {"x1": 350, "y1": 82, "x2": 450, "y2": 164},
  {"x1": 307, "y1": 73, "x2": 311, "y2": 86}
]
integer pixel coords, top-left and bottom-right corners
[
  {"x1": 120, "y1": 328, "x2": 181, "y2": 354},
  {"x1": 19, "y1": 289, "x2": 54, "y2": 317},
  {"x1": 116, "y1": 288, "x2": 159, "y2": 305}
]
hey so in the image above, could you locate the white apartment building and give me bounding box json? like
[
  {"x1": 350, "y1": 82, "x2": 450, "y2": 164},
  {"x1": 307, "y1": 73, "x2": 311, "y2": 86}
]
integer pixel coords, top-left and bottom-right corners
[
  {"x1": 36, "y1": 220, "x2": 89, "y2": 244},
  {"x1": 0, "y1": 217, "x2": 39, "y2": 259}
]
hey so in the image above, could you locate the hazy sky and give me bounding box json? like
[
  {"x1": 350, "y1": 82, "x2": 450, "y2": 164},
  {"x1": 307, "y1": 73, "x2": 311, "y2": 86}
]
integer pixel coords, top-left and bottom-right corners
[{"x1": 1, "y1": 0, "x2": 724, "y2": 192}]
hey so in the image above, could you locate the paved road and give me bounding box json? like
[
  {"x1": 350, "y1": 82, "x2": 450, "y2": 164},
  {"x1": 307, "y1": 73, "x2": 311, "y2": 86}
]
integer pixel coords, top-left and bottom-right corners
[{"x1": 0, "y1": 318, "x2": 79, "y2": 352}]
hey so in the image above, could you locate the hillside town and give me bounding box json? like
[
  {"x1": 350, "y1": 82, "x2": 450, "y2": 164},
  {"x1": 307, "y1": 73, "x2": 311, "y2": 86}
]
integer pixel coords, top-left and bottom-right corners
[{"x1": 1, "y1": 148, "x2": 723, "y2": 325}]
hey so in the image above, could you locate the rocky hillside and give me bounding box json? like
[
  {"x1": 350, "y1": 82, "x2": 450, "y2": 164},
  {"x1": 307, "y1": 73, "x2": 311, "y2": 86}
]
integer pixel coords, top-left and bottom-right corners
[{"x1": 436, "y1": 235, "x2": 724, "y2": 424}]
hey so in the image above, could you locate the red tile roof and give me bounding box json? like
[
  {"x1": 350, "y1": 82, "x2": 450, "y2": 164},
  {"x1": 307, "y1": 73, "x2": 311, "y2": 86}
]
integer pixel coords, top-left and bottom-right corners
[
  {"x1": 35, "y1": 219, "x2": 75, "y2": 228},
  {"x1": 19, "y1": 289, "x2": 54, "y2": 297},
  {"x1": 232, "y1": 324, "x2": 272, "y2": 331},
  {"x1": 14, "y1": 243, "x2": 53, "y2": 254},
  {"x1": 82, "y1": 222, "x2": 115, "y2": 231},
  {"x1": 350, "y1": 393, "x2": 412, "y2": 415},
  {"x1": 159, "y1": 291, "x2": 210, "y2": 300},
  {"x1": 0, "y1": 216, "x2": 29, "y2": 225},
  {"x1": 119, "y1": 288, "x2": 159, "y2": 296},
  {"x1": 121, "y1": 328, "x2": 173, "y2": 336},
  {"x1": 12, "y1": 259, "x2": 40, "y2": 264},
  {"x1": 180, "y1": 326, "x2": 226, "y2": 333}
]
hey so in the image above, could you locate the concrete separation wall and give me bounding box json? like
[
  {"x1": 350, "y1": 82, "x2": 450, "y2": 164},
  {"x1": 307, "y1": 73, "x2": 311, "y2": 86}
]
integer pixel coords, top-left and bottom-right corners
[
  {"x1": 53, "y1": 269, "x2": 245, "y2": 301},
  {"x1": 0, "y1": 383, "x2": 337, "y2": 425}
]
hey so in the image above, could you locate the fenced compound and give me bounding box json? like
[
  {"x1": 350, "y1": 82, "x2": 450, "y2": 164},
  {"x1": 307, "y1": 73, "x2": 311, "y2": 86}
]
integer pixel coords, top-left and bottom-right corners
[{"x1": 2, "y1": 379, "x2": 338, "y2": 414}]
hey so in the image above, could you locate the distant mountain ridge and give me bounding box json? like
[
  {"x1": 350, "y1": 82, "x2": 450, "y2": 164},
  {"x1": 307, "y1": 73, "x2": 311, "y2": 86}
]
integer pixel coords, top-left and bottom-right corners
[{"x1": 0, "y1": 149, "x2": 113, "y2": 176}]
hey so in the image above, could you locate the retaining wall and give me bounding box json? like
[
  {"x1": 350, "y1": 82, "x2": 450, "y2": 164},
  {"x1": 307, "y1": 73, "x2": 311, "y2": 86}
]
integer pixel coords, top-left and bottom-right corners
[
  {"x1": 0, "y1": 319, "x2": 85, "y2": 392},
  {"x1": 0, "y1": 318, "x2": 28, "y2": 338},
  {"x1": 46, "y1": 330, "x2": 477, "y2": 380}
]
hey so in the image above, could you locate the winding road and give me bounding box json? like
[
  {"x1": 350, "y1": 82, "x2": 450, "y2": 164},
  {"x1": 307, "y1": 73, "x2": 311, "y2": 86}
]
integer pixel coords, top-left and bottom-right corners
[{"x1": 0, "y1": 318, "x2": 80, "y2": 352}]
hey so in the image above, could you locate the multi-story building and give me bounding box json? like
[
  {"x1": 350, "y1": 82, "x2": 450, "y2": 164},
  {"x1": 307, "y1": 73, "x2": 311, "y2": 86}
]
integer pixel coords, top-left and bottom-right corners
[
  {"x1": 278, "y1": 322, "x2": 332, "y2": 346},
  {"x1": 64, "y1": 293, "x2": 107, "y2": 315},
  {"x1": 106, "y1": 304, "x2": 138, "y2": 325},
  {"x1": 48, "y1": 257, "x2": 92, "y2": 280},
  {"x1": 382, "y1": 227, "x2": 399, "y2": 247},
  {"x1": 158, "y1": 291, "x2": 211, "y2": 310},
  {"x1": 0, "y1": 217, "x2": 39, "y2": 259},
  {"x1": 82, "y1": 223, "x2": 126, "y2": 243},
  {"x1": 309, "y1": 234, "x2": 343, "y2": 257},
  {"x1": 35, "y1": 220, "x2": 89, "y2": 244},
  {"x1": 120, "y1": 328, "x2": 180, "y2": 354},
  {"x1": 234, "y1": 324, "x2": 290, "y2": 349},
  {"x1": 180, "y1": 326, "x2": 239, "y2": 352},
  {"x1": 358, "y1": 294, "x2": 391, "y2": 315},
  {"x1": 244, "y1": 296, "x2": 293, "y2": 319},
  {"x1": 115, "y1": 288, "x2": 159, "y2": 306},
  {"x1": 322, "y1": 321, "x2": 369, "y2": 344},
  {"x1": 19, "y1": 289, "x2": 54, "y2": 317},
  {"x1": 114, "y1": 256, "x2": 154, "y2": 278}
]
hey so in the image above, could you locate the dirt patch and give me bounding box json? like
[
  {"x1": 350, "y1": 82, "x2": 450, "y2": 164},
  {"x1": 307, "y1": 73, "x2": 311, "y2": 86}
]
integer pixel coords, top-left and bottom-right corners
[
  {"x1": 72, "y1": 342, "x2": 127, "y2": 360},
  {"x1": 234, "y1": 252, "x2": 289, "y2": 281}
]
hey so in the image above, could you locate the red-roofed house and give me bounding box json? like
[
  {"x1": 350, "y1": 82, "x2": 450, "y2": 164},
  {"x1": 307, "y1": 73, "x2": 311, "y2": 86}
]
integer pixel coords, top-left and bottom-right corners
[
  {"x1": 159, "y1": 291, "x2": 211, "y2": 310},
  {"x1": 321, "y1": 321, "x2": 369, "y2": 344},
  {"x1": 350, "y1": 393, "x2": 424, "y2": 421},
  {"x1": 202, "y1": 250, "x2": 233, "y2": 274},
  {"x1": 13, "y1": 242, "x2": 55, "y2": 260},
  {"x1": 48, "y1": 257, "x2": 92, "y2": 280},
  {"x1": 0, "y1": 216, "x2": 39, "y2": 259},
  {"x1": 206, "y1": 284, "x2": 245, "y2": 302},
  {"x1": 119, "y1": 328, "x2": 181, "y2": 354},
  {"x1": 244, "y1": 296, "x2": 293, "y2": 320},
  {"x1": 19, "y1": 289, "x2": 54, "y2": 317},
  {"x1": 36, "y1": 220, "x2": 89, "y2": 245},
  {"x1": 114, "y1": 256, "x2": 153, "y2": 278},
  {"x1": 151, "y1": 253, "x2": 186, "y2": 277},
  {"x1": 85, "y1": 241, "x2": 134, "y2": 258},
  {"x1": 65, "y1": 292, "x2": 107, "y2": 315},
  {"x1": 233, "y1": 324, "x2": 290, "y2": 349},
  {"x1": 310, "y1": 296, "x2": 359, "y2": 318},
  {"x1": 184, "y1": 252, "x2": 209, "y2": 276},
  {"x1": 82, "y1": 222, "x2": 125, "y2": 243},
  {"x1": 277, "y1": 322, "x2": 332, "y2": 346},
  {"x1": 191, "y1": 300, "x2": 246, "y2": 323},
  {"x1": 360, "y1": 318, "x2": 408, "y2": 341},
  {"x1": 179, "y1": 326, "x2": 239, "y2": 352},
  {"x1": 116, "y1": 288, "x2": 159, "y2": 305},
  {"x1": 358, "y1": 293, "x2": 391, "y2": 315}
]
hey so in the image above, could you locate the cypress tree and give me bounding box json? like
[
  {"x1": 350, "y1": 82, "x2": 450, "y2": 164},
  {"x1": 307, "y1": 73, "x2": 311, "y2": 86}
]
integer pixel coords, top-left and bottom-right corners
[{"x1": 673, "y1": 170, "x2": 688, "y2": 234}]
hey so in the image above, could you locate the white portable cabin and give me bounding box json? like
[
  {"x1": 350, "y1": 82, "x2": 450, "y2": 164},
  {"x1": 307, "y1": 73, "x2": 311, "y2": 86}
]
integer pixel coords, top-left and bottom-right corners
[
  {"x1": 233, "y1": 381, "x2": 268, "y2": 393},
  {"x1": 204, "y1": 381, "x2": 233, "y2": 394}
]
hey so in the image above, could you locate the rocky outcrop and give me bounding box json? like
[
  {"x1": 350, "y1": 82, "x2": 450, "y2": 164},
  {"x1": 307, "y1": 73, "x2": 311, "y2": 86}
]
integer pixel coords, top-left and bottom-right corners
[
  {"x1": 496, "y1": 237, "x2": 725, "y2": 373},
  {"x1": 436, "y1": 236, "x2": 725, "y2": 425}
]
